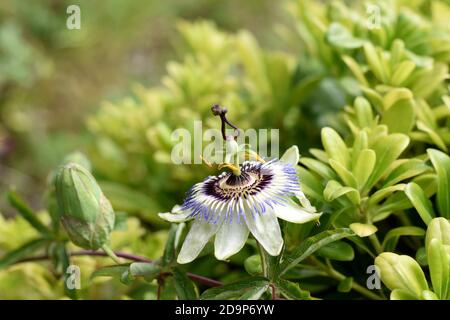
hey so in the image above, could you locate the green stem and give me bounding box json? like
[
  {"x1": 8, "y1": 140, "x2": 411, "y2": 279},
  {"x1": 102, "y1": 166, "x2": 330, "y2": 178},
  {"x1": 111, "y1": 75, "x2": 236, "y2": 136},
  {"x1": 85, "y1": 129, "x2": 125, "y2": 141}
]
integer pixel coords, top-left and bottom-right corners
[
  {"x1": 310, "y1": 256, "x2": 383, "y2": 300},
  {"x1": 257, "y1": 242, "x2": 269, "y2": 278},
  {"x1": 101, "y1": 244, "x2": 122, "y2": 264},
  {"x1": 369, "y1": 234, "x2": 383, "y2": 255}
]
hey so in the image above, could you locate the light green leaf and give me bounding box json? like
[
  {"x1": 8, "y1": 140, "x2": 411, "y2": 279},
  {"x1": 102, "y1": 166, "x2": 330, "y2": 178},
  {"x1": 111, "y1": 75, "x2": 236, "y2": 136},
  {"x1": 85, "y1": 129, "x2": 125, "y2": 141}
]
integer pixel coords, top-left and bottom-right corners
[
  {"x1": 349, "y1": 223, "x2": 377, "y2": 237},
  {"x1": 381, "y1": 97, "x2": 415, "y2": 133},
  {"x1": 324, "y1": 180, "x2": 360, "y2": 205},
  {"x1": 427, "y1": 239, "x2": 449, "y2": 300},
  {"x1": 329, "y1": 159, "x2": 358, "y2": 188},
  {"x1": 382, "y1": 159, "x2": 430, "y2": 188},
  {"x1": 326, "y1": 23, "x2": 365, "y2": 49},
  {"x1": 352, "y1": 149, "x2": 376, "y2": 190},
  {"x1": 369, "y1": 184, "x2": 406, "y2": 206},
  {"x1": 321, "y1": 127, "x2": 350, "y2": 168},
  {"x1": 280, "y1": 228, "x2": 354, "y2": 275},
  {"x1": 426, "y1": 218, "x2": 450, "y2": 250},
  {"x1": 375, "y1": 252, "x2": 428, "y2": 297},
  {"x1": 365, "y1": 134, "x2": 410, "y2": 189},
  {"x1": 404, "y1": 182, "x2": 435, "y2": 225},
  {"x1": 390, "y1": 289, "x2": 419, "y2": 300},
  {"x1": 427, "y1": 149, "x2": 450, "y2": 218},
  {"x1": 300, "y1": 158, "x2": 337, "y2": 181},
  {"x1": 298, "y1": 167, "x2": 324, "y2": 201},
  {"x1": 390, "y1": 61, "x2": 415, "y2": 86}
]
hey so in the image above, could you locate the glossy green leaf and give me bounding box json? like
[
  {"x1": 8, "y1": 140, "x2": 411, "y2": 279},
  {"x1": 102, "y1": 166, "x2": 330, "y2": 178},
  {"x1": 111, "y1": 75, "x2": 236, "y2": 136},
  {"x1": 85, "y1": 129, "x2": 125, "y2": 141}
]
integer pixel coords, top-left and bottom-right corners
[
  {"x1": 201, "y1": 277, "x2": 269, "y2": 300},
  {"x1": 382, "y1": 159, "x2": 430, "y2": 188},
  {"x1": 316, "y1": 240, "x2": 354, "y2": 261},
  {"x1": 352, "y1": 149, "x2": 376, "y2": 190},
  {"x1": 300, "y1": 157, "x2": 337, "y2": 181},
  {"x1": 427, "y1": 149, "x2": 450, "y2": 218},
  {"x1": 280, "y1": 228, "x2": 354, "y2": 275},
  {"x1": 390, "y1": 289, "x2": 419, "y2": 300},
  {"x1": 365, "y1": 134, "x2": 410, "y2": 189},
  {"x1": 277, "y1": 279, "x2": 311, "y2": 300},
  {"x1": 425, "y1": 217, "x2": 450, "y2": 251},
  {"x1": 349, "y1": 223, "x2": 377, "y2": 237},
  {"x1": 329, "y1": 159, "x2": 357, "y2": 188},
  {"x1": 427, "y1": 239, "x2": 450, "y2": 300},
  {"x1": 322, "y1": 127, "x2": 350, "y2": 168},
  {"x1": 375, "y1": 252, "x2": 428, "y2": 297},
  {"x1": 324, "y1": 180, "x2": 360, "y2": 205},
  {"x1": 404, "y1": 182, "x2": 435, "y2": 225}
]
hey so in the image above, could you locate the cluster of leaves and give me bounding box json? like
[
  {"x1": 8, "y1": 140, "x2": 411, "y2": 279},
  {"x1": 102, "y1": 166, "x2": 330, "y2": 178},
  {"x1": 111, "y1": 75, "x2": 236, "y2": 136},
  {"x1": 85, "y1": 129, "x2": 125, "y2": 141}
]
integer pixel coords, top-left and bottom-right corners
[{"x1": 0, "y1": 0, "x2": 449, "y2": 300}]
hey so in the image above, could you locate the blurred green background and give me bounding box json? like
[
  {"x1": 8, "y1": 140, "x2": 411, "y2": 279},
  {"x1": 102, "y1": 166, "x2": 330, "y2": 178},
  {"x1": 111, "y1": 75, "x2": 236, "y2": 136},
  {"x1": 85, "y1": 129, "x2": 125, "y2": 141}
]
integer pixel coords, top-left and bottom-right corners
[{"x1": 0, "y1": 0, "x2": 284, "y2": 215}]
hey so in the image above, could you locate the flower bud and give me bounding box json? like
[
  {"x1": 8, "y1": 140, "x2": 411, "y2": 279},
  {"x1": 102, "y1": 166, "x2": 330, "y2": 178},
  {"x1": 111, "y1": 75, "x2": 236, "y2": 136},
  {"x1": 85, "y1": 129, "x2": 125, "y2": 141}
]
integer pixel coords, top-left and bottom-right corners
[{"x1": 55, "y1": 163, "x2": 115, "y2": 250}]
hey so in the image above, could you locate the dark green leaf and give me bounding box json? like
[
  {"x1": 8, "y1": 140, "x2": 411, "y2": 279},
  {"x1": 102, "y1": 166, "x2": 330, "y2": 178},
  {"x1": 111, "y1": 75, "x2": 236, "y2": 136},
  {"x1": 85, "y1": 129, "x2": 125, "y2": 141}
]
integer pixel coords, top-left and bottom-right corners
[
  {"x1": 277, "y1": 279, "x2": 311, "y2": 300},
  {"x1": 280, "y1": 228, "x2": 354, "y2": 275},
  {"x1": 316, "y1": 240, "x2": 355, "y2": 261},
  {"x1": 173, "y1": 268, "x2": 197, "y2": 300},
  {"x1": 201, "y1": 277, "x2": 268, "y2": 300},
  {"x1": 0, "y1": 238, "x2": 50, "y2": 269},
  {"x1": 129, "y1": 262, "x2": 161, "y2": 282}
]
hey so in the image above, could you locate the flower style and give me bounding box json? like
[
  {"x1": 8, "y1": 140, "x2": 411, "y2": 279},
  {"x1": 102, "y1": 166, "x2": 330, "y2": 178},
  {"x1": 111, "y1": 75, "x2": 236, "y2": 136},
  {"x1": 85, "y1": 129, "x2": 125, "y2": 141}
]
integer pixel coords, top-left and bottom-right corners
[{"x1": 159, "y1": 146, "x2": 322, "y2": 264}]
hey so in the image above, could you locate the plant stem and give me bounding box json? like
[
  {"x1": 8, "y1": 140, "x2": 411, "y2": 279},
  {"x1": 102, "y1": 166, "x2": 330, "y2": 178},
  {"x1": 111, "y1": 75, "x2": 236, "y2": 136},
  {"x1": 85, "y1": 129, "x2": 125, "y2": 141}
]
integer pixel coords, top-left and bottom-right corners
[
  {"x1": 101, "y1": 244, "x2": 123, "y2": 264},
  {"x1": 310, "y1": 256, "x2": 383, "y2": 300},
  {"x1": 14, "y1": 250, "x2": 223, "y2": 288},
  {"x1": 369, "y1": 234, "x2": 383, "y2": 255},
  {"x1": 257, "y1": 242, "x2": 268, "y2": 278}
]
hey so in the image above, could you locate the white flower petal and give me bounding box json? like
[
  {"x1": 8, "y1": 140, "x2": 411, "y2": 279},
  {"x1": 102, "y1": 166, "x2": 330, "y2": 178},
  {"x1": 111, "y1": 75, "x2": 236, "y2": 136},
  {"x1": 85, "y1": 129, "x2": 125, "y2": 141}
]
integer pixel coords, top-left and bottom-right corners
[
  {"x1": 214, "y1": 217, "x2": 249, "y2": 260},
  {"x1": 158, "y1": 205, "x2": 192, "y2": 222},
  {"x1": 244, "y1": 207, "x2": 283, "y2": 256},
  {"x1": 274, "y1": 201, "x2": 322, "y2": 223},
  {"x1": 280, "y1": 145, "x2": 300, "y2": 166},
  {"x1": 295, "y1": 190, "x2": 318, "y2": 213},
  {"x1": 177, "y1": 218, "x2": 221, "y2": 264}
]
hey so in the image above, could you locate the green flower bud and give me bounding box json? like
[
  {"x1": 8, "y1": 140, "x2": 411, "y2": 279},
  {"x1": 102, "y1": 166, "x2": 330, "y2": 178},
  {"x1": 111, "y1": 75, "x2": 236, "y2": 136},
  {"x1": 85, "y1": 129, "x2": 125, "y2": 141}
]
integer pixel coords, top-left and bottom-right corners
[{"x1": 55, "y1": 163, "x2": 115, "y2": 250}]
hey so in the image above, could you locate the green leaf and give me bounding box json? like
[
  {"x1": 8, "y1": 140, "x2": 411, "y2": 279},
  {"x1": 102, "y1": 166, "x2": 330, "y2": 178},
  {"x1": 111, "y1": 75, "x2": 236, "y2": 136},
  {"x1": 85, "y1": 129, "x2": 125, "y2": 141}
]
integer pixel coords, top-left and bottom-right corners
[
  {"x1": 427, "y1": 239, "x2": 449, "y2": 300},
  {"x1": 7, "y1": 191, "x2": 52, "y2": 237},
  {"x1": 368, "y1": 184, "x2": 406, "y2": 206},
  {"x1": 381, "y1": 97, "x2": 415, "y2": 133},
  {"x1": 427, "y1": 149, "x2": 450, "y2": 218},
  {"x1": 129, "y1": 262, "x2": 161, "y2": 282},
  {"x1": 382, "y1": 159, "x2": 430, "y2": 188},
  {"x1": 337, "y1": 277, "x2": 353, "y2": 293},
  {"x1": 352, "y1": 149, "x2": 376, "y2": 190},
  {"x1": 404, "y1": 182, "x2": 435, "y2": 225},
  {"x1": 279, "y1": 228, "x2": 354, "y2": 276},
  {"x1": 297, "y1": 167, "x2": 324, "y2": 201},
  {"x1": 415, "y1": 247, "x2": 428, "y2": 266},
  {"x1": 381, "y1": 226, "x2": 426, "y2": 251},
  {"x1": 277, "y1": 279, "x2": 311, "y2": 300},
  {"x1": 390, "y1": 289, "x2": 419, "y2": 300},
  {"x1": 0, "y1": 238, "x2": 50, "y2": 269},
  {"x1": 390, "y1": 60, "x2": 415, "y2": 86},
  {"x1": 426, "y1": 218, "x2": 450, "y2": 250},
  {"x1": 299, "y1": 158, "x2": 337, "y2": 181},
  {"x1": 316, "y1": 240, "x2": 355, "y2": 261},
  {"x1": 349, "y1": 223, "x2": 377, "y2": 237},
  {"x1": 364, "y1": 42, "x2": 387, "y2": 83},
  {"x1": 324, "y1": 180, "x2": 360, "y2": 205},
  {"x1": 326, "y1": 23, "x2": 365, "y2": 49},
  {"x1": 201, "y1": 277, "x2": 269, "y2": 300},
  {"x1": 329, "y1": 159, "x2": 358, "y2": 188},
  {"x1": 375, "y1": 252, "x2": 428, "y2": 297},
  {"x1": 90, "y1": 265, "x2": 130, "y2": 281},
  {"x1": 321, "y1": 127, "x2": 350, "y2": 168},
  {"x1": 238, "y1": 283, "x2": 269, "y2": 300},
  {"x1": 173, "y1": 268, "x2": 197, "y2": 300},
  {"x1": 162, "y1": 223, "x2": 185, "y2": 266},
  {"x1": 365, "y1": 134, "x2": 410, "y2": 189}
]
